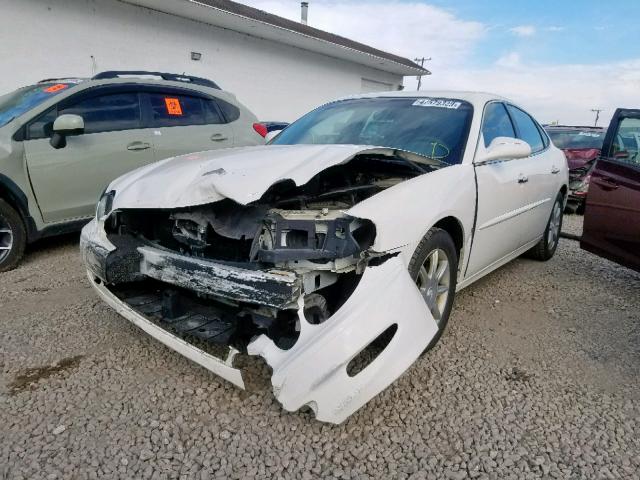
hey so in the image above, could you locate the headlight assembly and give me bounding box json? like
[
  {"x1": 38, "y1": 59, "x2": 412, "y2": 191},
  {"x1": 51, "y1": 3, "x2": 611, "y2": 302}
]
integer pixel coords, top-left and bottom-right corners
[{"x1": 96, "y1": 190, "x2": 116, "y2": 219}]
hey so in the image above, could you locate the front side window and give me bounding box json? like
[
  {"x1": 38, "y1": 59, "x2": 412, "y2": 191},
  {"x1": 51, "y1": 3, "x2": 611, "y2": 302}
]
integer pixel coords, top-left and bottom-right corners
[
  {"x1": 272, "y1": 97, "x2": 474, "y2": 165},
  {"x1": 610, "y1": 117, "x2": 640, "y2": 166},
  {"x1": 148, "y1": 93, "x2": 204, "y2": 127},
  {"x1": 482, "y1": 102, "x2": 515, "y2": 147},
  {"x1": 506, "y1": 105, "x2": 544, "y2": 153},
  {"x1": 60, "y1": 93, "x2": 141, "y2": 134},
  {"x1": 0, "y1": 82, "x2": 73, "y2": 128}
]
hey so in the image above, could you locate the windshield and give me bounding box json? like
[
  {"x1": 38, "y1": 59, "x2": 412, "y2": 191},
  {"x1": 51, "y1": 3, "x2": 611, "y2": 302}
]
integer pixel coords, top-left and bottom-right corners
[
  {"x1": 0, "y1": 83, "x2": 73, "y2": 128},
  {"x1": 272, "y1": 97, "x2": 474, "y2": 165},
  {"x1": 547, "y1": 129, "x2": 604, "y2": 150}
]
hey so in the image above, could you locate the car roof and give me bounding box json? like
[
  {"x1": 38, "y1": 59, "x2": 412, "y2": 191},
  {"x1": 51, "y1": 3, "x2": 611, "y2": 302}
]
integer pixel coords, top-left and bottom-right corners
[
  {"x1": 333, "y1": 90, "x2": 512, "y2": 108},
  {"x1": 544, "y1": 125, "x2": 605, "y2": 131}
]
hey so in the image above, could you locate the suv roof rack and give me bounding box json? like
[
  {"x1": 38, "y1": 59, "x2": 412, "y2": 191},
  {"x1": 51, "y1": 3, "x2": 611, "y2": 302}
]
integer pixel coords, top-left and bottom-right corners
[
  {"x1": 92, "y1": 71, "x2": 220, "y2": 89},
  {"x1": 38, "y1": 77, "x2": 86, "y2": 84}
]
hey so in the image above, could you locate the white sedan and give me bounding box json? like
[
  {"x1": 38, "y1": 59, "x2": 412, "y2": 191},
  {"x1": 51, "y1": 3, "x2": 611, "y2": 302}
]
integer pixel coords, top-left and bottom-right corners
[{"x1": 81, "y1": 91, "x2": 568, "y2": 423}]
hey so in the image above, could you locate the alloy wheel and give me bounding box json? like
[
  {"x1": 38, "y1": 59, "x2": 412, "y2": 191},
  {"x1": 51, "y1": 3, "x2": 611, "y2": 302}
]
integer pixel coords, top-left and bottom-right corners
[
  {"x1": 415, "y1": 248, "x2": 450, "y2": 324},
  {"x1": 0, "y1": 216, "x2": 13, "y2": 263},
  {"x1": 547, "y1": 201, "x2": 562, "y2": 250}
]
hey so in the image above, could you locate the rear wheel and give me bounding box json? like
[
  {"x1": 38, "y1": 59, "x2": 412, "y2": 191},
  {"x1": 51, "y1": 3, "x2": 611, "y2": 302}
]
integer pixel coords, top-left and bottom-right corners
[
  {"x1": 408, "y1": 228, "x2": 458, "y2": 351},
  {"x1": 0, "y1": 199, "x2": 26, "y2": 272},
  {"x1": 527, "y1": 193, "x2": 564, "y2": 261}
]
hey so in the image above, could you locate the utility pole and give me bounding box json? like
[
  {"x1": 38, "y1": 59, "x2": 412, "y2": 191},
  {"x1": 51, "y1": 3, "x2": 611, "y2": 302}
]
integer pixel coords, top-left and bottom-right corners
[
  {"x1": 414, "y1": 57, "x2": 431, "y2": 90},
  {"x1": 591, "y1": 108, "x2": 603, "y2": 127}
]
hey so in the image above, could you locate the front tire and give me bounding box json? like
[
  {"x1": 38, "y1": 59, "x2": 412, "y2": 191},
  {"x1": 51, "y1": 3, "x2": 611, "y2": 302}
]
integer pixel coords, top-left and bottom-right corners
[
  {"x1": 408, "y1": 228, "x2": 458, "y2": 351},
  {"x1": 0, "y1": 199, "x2": 27, "y2": 272},
  {"x1": 527, "y1": 192, "x2": 564, "y2": 261}
]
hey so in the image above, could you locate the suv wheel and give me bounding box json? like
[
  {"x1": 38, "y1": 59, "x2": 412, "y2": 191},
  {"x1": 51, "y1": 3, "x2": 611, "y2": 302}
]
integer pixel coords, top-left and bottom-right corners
[{"x1": 0, "y1": 199, "x2": 26, "y2": 272}]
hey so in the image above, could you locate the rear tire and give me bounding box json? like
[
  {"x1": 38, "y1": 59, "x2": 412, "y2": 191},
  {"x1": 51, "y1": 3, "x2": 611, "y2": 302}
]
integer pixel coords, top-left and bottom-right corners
[
  {"x1": 527, "y1": 192, "x2": 564, "y2": 261},
  {"x1": 408, "y1": 228, "x2": 458, "y2": 352},
  {"x1": 0, "y1": 199, "x2": 27, "y2": 272}
]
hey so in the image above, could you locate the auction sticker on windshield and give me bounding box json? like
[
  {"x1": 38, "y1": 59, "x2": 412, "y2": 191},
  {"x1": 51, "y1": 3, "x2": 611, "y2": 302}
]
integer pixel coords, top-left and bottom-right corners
[
  {"x1": 164, "y1": 97, "x2": 183, "y2": 116},
  {"x1": 412, "y1": 98, "x2": 462, "y2": 109}
]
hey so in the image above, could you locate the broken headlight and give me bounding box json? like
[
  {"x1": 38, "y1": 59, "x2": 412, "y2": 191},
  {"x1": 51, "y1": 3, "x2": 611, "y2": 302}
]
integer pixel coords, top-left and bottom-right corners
[
  {"x1": 250, "y1": 209, "x2": 375, "y2": 262},
  {"x1": 96, "y1": 190, "x2": 116, "y2": 219}
]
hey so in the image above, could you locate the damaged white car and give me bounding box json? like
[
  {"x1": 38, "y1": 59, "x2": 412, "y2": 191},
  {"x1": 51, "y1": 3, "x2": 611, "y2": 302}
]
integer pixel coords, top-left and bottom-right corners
[{"x1": 81, "y1": 92, "x2": 568, "y2": 423}]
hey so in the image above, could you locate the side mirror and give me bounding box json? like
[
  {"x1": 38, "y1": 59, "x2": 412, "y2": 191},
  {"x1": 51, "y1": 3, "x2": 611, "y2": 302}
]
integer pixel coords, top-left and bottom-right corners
[
  {"x1": 265, "y1": 130, "x2": 282, "y2": 143},
  {"x1": 476, "y1": 136, "x2": 531, "y2": 164},
  {"x1": 50, "y1": 114, "x2": 85, "y2": 149}
]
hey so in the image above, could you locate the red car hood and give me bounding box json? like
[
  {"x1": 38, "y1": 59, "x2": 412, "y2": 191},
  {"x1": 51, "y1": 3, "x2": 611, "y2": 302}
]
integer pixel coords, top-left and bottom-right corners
[{"x1": 563, "y1": 148, "x2": 600, "y2": 170}]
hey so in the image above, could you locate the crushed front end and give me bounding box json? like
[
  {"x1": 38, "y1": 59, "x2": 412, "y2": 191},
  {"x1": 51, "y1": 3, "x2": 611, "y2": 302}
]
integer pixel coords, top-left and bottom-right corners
[{"x1": 81, "y1": 152, "x2": 439, "y2": 423}]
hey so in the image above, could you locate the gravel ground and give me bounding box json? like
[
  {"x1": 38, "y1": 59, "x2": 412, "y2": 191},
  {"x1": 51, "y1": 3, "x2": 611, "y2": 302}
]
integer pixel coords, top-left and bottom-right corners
[{"x1": 1, "y1": 214, "x2": 639, "y2": 479}]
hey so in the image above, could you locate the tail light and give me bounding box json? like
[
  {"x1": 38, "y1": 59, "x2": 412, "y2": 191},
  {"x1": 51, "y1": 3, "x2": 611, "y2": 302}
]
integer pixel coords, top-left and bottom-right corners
[{"x1": 253, "y1": 123, "x2": 268, "y2": 138}]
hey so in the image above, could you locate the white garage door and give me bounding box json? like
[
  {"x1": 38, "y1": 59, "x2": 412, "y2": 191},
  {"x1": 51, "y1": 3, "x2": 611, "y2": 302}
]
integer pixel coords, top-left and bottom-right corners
[{"x1": 361, "y1": 78, "x2": 394, "y2": 93}]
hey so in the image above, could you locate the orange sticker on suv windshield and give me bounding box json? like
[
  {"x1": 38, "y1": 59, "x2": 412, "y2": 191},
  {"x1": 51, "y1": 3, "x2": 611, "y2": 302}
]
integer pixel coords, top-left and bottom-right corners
[
  {"x1": 164, "y1": 97, "x2": 183, "y2": 116},
  {"x1": 43, "y1": 83, "x2": 69, "y2": 93}
]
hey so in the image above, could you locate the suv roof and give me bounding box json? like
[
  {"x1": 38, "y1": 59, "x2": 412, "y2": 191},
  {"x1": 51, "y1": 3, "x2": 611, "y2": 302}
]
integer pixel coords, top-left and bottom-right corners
[{"x1": 37, "y1": 71, "x2": 221, "y2": 90}]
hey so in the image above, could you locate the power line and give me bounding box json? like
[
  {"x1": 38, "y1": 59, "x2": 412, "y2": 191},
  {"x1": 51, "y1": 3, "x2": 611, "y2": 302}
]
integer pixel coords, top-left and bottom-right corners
[{"x1": 591, "y1": 109, "x2": 603, "y2": 127}]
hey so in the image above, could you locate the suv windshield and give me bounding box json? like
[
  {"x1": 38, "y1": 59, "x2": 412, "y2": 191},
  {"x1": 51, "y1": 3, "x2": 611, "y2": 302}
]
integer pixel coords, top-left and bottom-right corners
[
  {"x1": 272, "y1": 97, "x2": 474, "y2": 165},
  {"x1": 546, "y1": 129, "x2": 604, "y2": 150},
  {"x1": 0, "y1": 82, "x2": 75, "y2": 128}
]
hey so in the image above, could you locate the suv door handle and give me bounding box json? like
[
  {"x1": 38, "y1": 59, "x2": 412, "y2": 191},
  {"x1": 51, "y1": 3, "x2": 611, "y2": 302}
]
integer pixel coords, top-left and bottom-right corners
[
  {"x1": 551, "y1": 165, "x2": 560, "y2": 174},
  {"x1": 517, "y1": 174, "x2": 529, "y2": 184},
  {"x1": 211, "y1": 133, "x2": 228, "y2": 142},
  {"x1": 127, "y1": 141, "x2": 151, "y2": 151}
]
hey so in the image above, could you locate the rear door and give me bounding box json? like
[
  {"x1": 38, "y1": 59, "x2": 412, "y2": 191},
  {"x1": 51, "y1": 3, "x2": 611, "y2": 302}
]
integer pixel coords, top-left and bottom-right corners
[
  {"x1": 582, "y1": 109, "x2": 640, "y2": 272},
  {"x1": 23, "y1": 89, "x2": 156, "y2": 223},
  {"x1": 505, "y1": 104, "x2": 562, "y2": 245},
  {"x1": 143, "y1": 91, "x2": 234, "y2": 160}
]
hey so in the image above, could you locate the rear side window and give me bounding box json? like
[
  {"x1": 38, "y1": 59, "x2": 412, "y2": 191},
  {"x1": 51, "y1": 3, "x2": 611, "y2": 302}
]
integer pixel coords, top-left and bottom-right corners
[
  {"x1": 216, "y1": 99, "x2": 240, "y2": 122},
  {"x1": 148, "y1": 94, "x2": 205, "y2": 127},
  {"x1": 482, "y1": 102, "x2": 515, "y2": 147},
  {"x1": 506, "y1": 105, "x2": 544, "y2": 153},
  {"x1": 60, "y1": 93, "x2": 141, "y2": 134},
  {"x1": 204, "y1": 100, "x2": 224, "y2": 124}
]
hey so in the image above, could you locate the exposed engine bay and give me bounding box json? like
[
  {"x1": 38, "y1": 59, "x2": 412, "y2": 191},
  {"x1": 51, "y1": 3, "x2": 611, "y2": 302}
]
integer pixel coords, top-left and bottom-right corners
[{"x1": 93, "y1": 154, "x2": 425, "y2": 351}]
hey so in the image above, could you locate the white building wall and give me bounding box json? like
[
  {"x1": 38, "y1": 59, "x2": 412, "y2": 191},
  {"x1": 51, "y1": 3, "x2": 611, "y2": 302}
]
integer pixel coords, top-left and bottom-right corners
[{"x1": 0, "y1": 0, "x2": 404, "y2": 121}]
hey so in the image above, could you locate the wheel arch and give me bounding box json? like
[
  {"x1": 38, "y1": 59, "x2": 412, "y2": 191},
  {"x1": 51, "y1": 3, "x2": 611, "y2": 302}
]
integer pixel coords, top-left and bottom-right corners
[
  {"x1": 432, "y1": 216, "x2": 465, "y2": 259},
  {"x1": 0, "y1": 174, "x2": 36, "y2": 240}
]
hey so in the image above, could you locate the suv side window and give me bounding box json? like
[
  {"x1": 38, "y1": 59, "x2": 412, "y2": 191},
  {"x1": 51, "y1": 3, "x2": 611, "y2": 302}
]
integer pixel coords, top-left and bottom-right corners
[
  {"x1": 60, "y1": 93, "x2": 141, "y2": 134},
  {"x1": 27, "y1": 108, "x2": 57, "y2": 140},
  {"x1": 216, "y1": 98, "x2": 240, "y2": 123},
  {"x1": 506, "y1": 105, "x2": 544, "y2": 153},
  {"x1": 148, "y1": 93, "x2": 205, "y2": 127},
  {"x1": 204, "y1": 100, "x2": 225, "y2": 125},
  {"x1": 482, "y1": 102, "x2": 515, "y2": 147}
]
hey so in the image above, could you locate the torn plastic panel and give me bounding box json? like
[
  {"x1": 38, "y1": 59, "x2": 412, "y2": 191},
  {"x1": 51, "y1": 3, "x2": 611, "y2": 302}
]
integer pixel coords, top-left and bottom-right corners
[{"x1": 248, "y1": 255, "x2": 438, "y2": 423}]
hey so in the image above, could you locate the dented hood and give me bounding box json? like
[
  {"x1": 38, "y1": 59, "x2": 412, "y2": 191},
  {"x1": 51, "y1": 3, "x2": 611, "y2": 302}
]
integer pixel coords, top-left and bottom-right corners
[{"x1": 109, "y1": 144, "x2": 431, "y2": 210}]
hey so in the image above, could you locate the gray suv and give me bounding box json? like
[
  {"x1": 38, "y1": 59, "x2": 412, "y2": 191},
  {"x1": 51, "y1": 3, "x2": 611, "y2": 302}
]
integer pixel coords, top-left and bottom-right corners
[{"x1": 0, "y1": 71, "x2": 265, "y2": 271}]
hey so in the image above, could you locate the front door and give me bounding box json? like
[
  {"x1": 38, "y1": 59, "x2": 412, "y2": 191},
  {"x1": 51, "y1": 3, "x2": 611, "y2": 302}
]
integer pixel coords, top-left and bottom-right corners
[
  {"x1": 23, "y1": 91, "x2": 156, "y2": 223},
  {"x1": 582, "y1": 109, "x2": 640, "y2": 272},
  {"x1": 465, "y1": 102, "x2": 538, "y2": 278}
]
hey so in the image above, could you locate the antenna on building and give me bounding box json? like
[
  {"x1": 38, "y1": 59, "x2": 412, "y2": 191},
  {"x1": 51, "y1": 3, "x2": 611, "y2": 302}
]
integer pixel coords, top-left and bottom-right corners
[{"x1": 301, "y1": 2, "x2": 309, "y2": 25}]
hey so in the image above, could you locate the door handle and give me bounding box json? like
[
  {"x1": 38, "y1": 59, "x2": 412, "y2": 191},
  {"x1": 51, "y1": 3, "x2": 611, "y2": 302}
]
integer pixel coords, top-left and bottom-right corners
[
  {"x1": 210, "y1": 133, "x2": 228, "y2": 142},
  {"x1": 517, "y1": 174, "x2": 529, "y2": 184},
  {"x1": 127, "y1": 141, "x2": 151, "y2": 151},
  {"x1": 551, "y1": 165, "x2": 560, "y2": 174},
  {"x1": 592, "y1": 177, "x2": 619, "y2": 191}
]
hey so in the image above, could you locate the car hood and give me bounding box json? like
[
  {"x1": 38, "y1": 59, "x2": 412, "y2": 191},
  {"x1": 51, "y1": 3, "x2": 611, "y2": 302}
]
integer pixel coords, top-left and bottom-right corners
[
  {"x1": 109, "y1": 144, "x2": 439, "y2": 210},
  {"x1": 563, "y1": 148, "x2": 600, "y2": 170}
]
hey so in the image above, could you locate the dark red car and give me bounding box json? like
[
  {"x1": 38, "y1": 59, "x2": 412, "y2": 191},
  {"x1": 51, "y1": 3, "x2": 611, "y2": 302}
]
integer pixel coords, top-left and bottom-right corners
[
  {"x1": 581, "y1": 108, "x2": 640, "y2": 272},
  {"x1": 545, "y1": 125, "x2": 605, "y2": 213}
]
